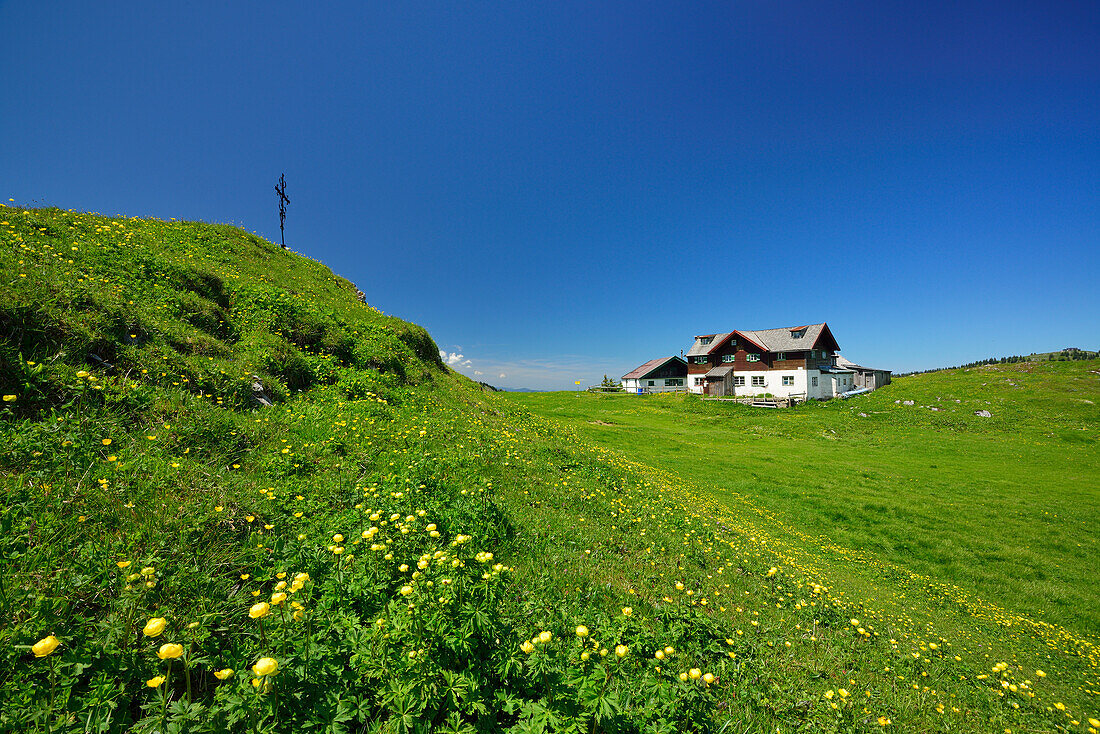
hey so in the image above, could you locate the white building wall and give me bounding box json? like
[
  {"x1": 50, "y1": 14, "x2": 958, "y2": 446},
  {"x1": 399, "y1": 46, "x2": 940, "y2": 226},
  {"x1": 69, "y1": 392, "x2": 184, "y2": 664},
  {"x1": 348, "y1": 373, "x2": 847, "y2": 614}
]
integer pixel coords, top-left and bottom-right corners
[
  {"x1": 623, "y1": 377, "x2": 687, "y2": 394},
  {"x1": 725, "y1": 369, "x2": 811, "y2": 398}
]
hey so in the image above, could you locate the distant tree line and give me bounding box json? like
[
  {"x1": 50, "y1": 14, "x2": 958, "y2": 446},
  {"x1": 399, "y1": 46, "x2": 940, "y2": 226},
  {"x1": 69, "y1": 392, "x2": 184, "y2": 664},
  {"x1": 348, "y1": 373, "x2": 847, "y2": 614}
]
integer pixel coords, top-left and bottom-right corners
[{"x1": 896, "y1": 349, "x2": 1100, "y2": 377}]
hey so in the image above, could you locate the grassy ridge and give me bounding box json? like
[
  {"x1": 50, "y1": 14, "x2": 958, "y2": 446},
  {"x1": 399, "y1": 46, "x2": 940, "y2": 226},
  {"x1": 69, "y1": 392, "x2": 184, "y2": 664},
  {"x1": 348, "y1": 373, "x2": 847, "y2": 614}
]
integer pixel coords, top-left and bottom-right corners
[{"x1": 2, "y1": 205, "x2": 1099, "y2": 733}]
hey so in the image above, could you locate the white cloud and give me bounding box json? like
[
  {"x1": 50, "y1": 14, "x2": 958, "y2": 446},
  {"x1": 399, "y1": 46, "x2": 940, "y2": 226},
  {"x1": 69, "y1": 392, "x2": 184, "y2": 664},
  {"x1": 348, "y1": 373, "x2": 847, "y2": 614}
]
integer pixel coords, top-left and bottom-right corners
[
  {"x1": 499, "y1": 373, "x2": 507, "y2": 379},
  {"x1": 442, "y1": 351, "x2": 468, "y2": 366},
  {"x1": 473, "y1": 370, "x2": 483, "y2": 376}
]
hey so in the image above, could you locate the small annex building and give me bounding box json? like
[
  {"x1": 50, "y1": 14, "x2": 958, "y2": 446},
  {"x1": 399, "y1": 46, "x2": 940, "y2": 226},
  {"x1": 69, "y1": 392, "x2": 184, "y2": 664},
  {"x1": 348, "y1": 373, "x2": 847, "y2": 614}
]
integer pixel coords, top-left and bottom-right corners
[
  {"x1": 835, "y1": 356, "x2": 892, "y2": 391},
  {"x1": 621, "y1": 356, "x2": 688, "y2": 393}
]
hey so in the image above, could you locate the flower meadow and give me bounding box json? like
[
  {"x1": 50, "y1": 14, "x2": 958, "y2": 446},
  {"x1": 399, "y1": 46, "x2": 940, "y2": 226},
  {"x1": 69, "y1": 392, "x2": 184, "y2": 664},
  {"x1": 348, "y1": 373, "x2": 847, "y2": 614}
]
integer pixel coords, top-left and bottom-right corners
[{"x1": 2, "y1": 206, "x2": 1098, "y2": 733}]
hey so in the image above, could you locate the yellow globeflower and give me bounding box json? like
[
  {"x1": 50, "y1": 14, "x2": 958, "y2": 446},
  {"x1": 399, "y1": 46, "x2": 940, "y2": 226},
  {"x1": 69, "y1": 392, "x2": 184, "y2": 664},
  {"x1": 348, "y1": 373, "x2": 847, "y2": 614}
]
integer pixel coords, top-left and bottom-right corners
[
  {"x1": 575, "y1": 625, "x2": 589, "y2": 638},
  {"x1": 399, "y1": 586, "x2": 413, "y2": 597},
  {"x1": 252, "y1": 657, "x2": 278, "y2": 676},
  {"x1": 689, "y1": 668, "x2": 702, "y2": 680},
  {"x1": 143, "y1": 617, "x2": 167, "y2": 637},
  {"x1": 271, "y1": 592, "x2": 287, "y2": 606},
  {"x1": 249, "y1": 602, "x2": 270, "y2": 619},
  {"x1": 537, "y1": 631, "x2": 552, "y2": 644},
  {"x1": 141, "y1": 567, "x2": 155, "y2": 576},
  {"x1": 32, "y1": 635, "x2": 60, "y2": 657},
  {"x1": 621, "y1": 607, "x2": 632, "y2": 616},
  {"x1": 156, "y1": 643, "x2": 184, "y2": 660},
  {"x1": 703, "y1": 672, "x2": 715, "y2": 684},
  {"x1": 615, "y1": 645, "x2": 628, "y2": 658},
  {"x1": 214, "y1": 668, "x2": 234, "y2": 680},
  {"x1": 2, "y1": 395, "x2": 16, "y2": 402},
  {"x1": 146, "y1": 675, "x2": 166, "y2": 688},
  {"x1": 520, "y1": 640, "x2": 535, "y2": 654},
  {"x1": 332, "y1": 534, "x2": 344, "y2": 543},
  {"x1": 116, "y1": 561, "x2": 132, "y2": 568}
]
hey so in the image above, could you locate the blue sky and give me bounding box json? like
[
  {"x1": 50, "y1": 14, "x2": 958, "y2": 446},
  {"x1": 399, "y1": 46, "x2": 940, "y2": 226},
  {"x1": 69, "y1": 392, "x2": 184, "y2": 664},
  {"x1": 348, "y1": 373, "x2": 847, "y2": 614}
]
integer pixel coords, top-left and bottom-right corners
[{"x1": 2, "y1": 1, "x2": 1097, "y2": 389}]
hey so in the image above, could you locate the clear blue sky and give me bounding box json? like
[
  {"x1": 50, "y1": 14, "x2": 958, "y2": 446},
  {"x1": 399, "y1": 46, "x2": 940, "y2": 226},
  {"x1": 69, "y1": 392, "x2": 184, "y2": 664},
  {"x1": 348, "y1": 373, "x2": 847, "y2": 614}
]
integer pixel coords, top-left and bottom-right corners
[{"x1": 2, "y1": 1, "x2": 1097, "y2": 389}]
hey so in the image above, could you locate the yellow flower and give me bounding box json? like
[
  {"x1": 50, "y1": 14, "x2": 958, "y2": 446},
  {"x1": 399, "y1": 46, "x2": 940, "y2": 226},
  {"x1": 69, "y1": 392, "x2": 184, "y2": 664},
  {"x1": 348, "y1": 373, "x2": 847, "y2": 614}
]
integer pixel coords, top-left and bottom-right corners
[
  {"x1": 678, "y1": 672, "x2": 688, "y2": 682},
  {"x1": 537, "y1": 631, "x2": 552, "y2": 644},
  {"x1": 575, "y1": 625, "x2": 589, "y2": 638},
  {"x1": 2, "y1": 395, "x2": 16, "y2": 402},
  {"x1": 332, "y1": 534, "x2": 344, "y2": 543},
  {"x1": 32, "y1": 635, "x2": 60, "y2": 657},
  {"x1": 143, "y1": 618, "x2": 167, "y2": 637},
  {"x1": 332, "y1": 546, "x2": 344, "y2": 555},
  {"x1": 116, "y1": 561, "x2": 132, "y2": 568},
  {"x1": 146, "y1": 675, "x2": 165, "y2": 688},
  {"x1": 615, "y1": 645, "x2": 628, "y2": 658},
  {"x1": 703, "y1": 672, "x2": 715, "y2": 684},
  {"x1": 765, "y1": 567, "x2": 777, "y2": 577},
  {"x1": 1054, "y1": 703, "x2": 1066, "y2": 711},
  {"x1": 621, "y1": 607, "x2": 632, "y2": 616},
  {"x1": 271, "y1": 592, "x2": 287, "y2": 606},
  {"x1": 252, "y1": 657, "x2": 278, "y2": 676},
  {"x1": 877, "y1": 716, "x2": 891, "y2": 726},
  {"x1": 156, "y1": 643, "x2": 184, "y2": 660},
  {"x1": 520, "y1": 640, "x2": 535, "y2": 654},
  {"x1": 101, "y1": 438, "x2": 112, "y2": 446},
  {"x1": 141, "y1": 567, "x2": 155, "y2": 576},
  {"x1": 689, "y1": 668, "x2": 702, "y2": 680},
  {"x1": 215, "y1": 506, "x2": 223, "y2": 512},
  {"x1": 249, "y1": 602, "x2": 270, "y2": 619},
  {"x1": 399, "y1": 585, "x2": 413, "y2": 597},
  {"x1": 214, "y1": 668, "x2": 234, "y2": 680}
]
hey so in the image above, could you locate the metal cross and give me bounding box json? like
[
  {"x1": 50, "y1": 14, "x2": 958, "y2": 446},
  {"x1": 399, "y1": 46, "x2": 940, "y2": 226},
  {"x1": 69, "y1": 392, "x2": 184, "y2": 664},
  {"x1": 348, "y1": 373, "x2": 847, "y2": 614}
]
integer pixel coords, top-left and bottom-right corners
[{"x1": 275, "y1": 173, "x2": 290, "y2": 248}]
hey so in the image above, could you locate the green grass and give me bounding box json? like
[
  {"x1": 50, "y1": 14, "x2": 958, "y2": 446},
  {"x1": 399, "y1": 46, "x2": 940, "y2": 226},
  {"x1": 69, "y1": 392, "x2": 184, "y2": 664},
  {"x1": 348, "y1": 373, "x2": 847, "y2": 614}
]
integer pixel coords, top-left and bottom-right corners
[
  {"x1": 2, "y1": 205, "x2": 1099, "y2": 733},
  {"x1": 505, "y1": 365, "x2": 1100, "y2": 638}
]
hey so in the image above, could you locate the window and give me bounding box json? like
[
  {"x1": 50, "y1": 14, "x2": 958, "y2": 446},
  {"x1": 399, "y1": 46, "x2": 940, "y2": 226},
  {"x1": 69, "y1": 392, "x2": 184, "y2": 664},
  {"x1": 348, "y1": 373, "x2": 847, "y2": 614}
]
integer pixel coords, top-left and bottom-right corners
[
  {"x1": 699, "y1": 336, "x2": 712, "y2": 345},
  {"x1": 733, "y1": 376, "x2": 745, "y2": 386},
  {"x1": 812, "y1": 376, "x2": 818, "y2": 387},
  {"x1": 777, "y1": 352, "x2": 786, "y2": 361},
  {"x1": 746, "y1": 354, "x2": 760, "y2": 362},
  {"x1": 693, "y1": 356, "x2": 708, "y2": 364},
  {"x1": 665, "y1": 378, "x2": 683, "y2": 387},
  {"x1": 721, "y1": 354, "x2": 735, "y2": 363},
  {"x1": 791, "y1": 328, "x2": 806, "y2": 339},
  {"x1": 782, "y1": 376, "x2": 794, "y2": 386},
  {"x1": 647, "y1": 380, "x2": 654, "y2": 386},
  {"x1": 751, "y1": 376, "x2": 765, "y2": 387},
  {"x1": 694, "y1": 377, "x2": 705, "y2": 386}
]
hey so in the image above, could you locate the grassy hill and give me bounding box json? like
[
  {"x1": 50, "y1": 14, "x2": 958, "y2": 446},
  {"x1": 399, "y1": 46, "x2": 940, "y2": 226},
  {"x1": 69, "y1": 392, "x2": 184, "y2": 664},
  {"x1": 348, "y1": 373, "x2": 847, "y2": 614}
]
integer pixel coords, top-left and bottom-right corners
[{"x1": 2, "y1": 205, "x2": 1099, "y2": 733}]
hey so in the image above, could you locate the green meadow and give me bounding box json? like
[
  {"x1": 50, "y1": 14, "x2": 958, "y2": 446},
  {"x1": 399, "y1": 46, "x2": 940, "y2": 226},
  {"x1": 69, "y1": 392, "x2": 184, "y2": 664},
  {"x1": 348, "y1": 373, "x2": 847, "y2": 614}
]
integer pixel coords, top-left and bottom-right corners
[
  {"x1": 505, "y1": 364, "x2": 1100, "y2": 640},
  {"x1": 2, "y1": 205, "x2": 1099, "y2": 733}
]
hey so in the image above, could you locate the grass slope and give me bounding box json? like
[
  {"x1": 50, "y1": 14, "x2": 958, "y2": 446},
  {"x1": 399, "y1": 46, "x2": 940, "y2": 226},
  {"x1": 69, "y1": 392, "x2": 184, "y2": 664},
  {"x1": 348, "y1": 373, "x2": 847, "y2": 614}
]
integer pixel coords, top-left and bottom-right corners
[{"x1": 2, "y1": 205, "x2": 1098, "y2": 733}]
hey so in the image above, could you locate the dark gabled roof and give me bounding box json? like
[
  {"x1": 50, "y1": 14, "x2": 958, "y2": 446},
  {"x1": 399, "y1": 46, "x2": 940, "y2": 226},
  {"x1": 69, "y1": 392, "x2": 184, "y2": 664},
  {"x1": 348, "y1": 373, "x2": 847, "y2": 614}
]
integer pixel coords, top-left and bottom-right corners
[
  {"x1": 622, "y1": 355, "x2": 687, "y2": 381},
  {"x1": 735, "y1": 323, "x2": 834, "y2": 353},
  {"x1": 685, "y1": 332, "x2": 733, "y2": 357},
  {"x1": 704, "y1": 364, "x2": 735, "y2": 378}
]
